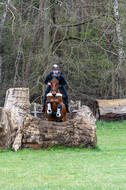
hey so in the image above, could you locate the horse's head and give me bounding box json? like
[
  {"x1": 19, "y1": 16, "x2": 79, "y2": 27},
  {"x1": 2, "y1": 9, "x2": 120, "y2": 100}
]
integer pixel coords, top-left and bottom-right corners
[{"x1": 51, "y1": 75, "x2": 59, "y2": 96}]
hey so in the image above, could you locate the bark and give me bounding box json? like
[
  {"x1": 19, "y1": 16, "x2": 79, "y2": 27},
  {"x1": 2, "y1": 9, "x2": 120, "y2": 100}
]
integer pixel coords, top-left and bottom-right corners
[
  {"x1": 94, "y1": 99, "x2": 126, "y2": 121},
  {"x1": 113, "y1": 0, "x2": 123, "y2": 98},
  {"x1": 23, "y1": 1, "x2": 43, "y2": 87},
  {"x1": 0, "y1": 107, "x2": 11, "y2": 148}
]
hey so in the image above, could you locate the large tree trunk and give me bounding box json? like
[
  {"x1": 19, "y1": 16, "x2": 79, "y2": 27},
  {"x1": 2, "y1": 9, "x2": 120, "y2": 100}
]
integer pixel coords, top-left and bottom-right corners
[
  {"x1": 112, "y1": 69, "x2": 116, "y2": 98},
  {"x1": 114, "y1": 0, "x2": 123, "y2": 98},
  {"x1": 43, "y1": 0, "x2": 55, "y2": 52},
  {"x1": 13, "y1": 105, "x2": 97, "y2": 151},
  {"x1": 77, "y1": 5, "x2": 82, "y2": 38},
  {"x1": 23, "y1": 1, "x2": 43, "y2": 87},
  {"x1": 0, "y1": 88, "x2": 30, "y2": 148},
  {"x1": 94, "y1": 99, "x2": 126, "y2": 121}
]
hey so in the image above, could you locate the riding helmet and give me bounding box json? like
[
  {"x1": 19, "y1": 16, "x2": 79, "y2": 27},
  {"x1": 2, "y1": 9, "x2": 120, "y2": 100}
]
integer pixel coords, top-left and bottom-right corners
[{"x1": 52, "y1": 64, "x2": 60, "y2": 70}]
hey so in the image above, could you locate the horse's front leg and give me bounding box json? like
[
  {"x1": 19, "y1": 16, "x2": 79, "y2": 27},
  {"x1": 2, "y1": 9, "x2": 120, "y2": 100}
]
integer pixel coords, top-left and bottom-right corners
[
  {"x1": 46, "y1": 100, "x2": 52, "y2": 114},
  {"x1": 56, "y1": 104, "x2": 62, "y2": 118}
]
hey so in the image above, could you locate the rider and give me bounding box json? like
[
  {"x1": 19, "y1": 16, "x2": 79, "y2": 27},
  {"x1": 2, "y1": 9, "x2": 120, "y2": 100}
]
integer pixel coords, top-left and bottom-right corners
[{"x1": 42, "y1": 64, "x2": 70, "y2": 113}]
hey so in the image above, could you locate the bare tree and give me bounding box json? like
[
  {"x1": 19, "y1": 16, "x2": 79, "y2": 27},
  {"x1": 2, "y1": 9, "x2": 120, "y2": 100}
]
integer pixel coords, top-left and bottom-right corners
[
  {"x1": 76, "y1": 2, "x2": 82, "y2": 37},
  {"x1": 114, "y1": 0, "x2": 123, "y2": 97},
  {"x1": 43, "y1": 0, "x2": 55, "y2": 52},
  {"x1": 0, "y1": 0, "x2": 11, "y2": 82},
  {"x1": 23, "y1": 1, "x2": 43, "y2": 87}
]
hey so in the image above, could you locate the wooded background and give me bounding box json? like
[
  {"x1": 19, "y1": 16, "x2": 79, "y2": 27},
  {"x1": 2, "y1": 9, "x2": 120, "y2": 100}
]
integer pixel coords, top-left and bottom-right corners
[{"x1": 0, "y1": 0, "x2": 125, "y2": 107}]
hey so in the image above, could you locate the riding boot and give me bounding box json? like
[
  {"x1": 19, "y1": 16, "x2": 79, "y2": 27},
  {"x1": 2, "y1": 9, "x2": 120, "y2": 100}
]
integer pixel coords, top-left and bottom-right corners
[
  {"x1": 65, "y1": 98, "x2": 70, "y2": 113},
  {"x1": 66, "y1": 104, "x2": 70, "y2": 113},
  {"x1": 42, "y1": 96, "x2": 47, "y2": 113}
]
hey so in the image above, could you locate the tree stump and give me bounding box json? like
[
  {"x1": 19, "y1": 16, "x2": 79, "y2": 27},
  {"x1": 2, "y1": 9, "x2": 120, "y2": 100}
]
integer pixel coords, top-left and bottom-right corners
[{"x1": 0, "y1": 88, "x2": 30, "y2": 148}]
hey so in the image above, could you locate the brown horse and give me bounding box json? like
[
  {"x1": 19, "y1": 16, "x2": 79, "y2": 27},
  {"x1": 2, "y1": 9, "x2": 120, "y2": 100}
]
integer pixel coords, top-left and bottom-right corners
[{"x1": 45, "y1": 75, "x2": 67, "y2": 122}]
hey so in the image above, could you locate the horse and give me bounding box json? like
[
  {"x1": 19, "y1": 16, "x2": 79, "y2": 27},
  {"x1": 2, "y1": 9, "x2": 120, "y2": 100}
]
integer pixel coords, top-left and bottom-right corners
[{"x1": 45, "y1": 75, "x2": 67, "y2": 122}]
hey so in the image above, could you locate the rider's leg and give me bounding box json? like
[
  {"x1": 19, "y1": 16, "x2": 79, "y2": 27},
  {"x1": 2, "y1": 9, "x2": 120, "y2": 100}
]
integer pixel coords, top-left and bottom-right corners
[
  {"x1": 64, "y1": 97, "x2": 70, "y2": 113},
  {"x1": 60, "y1": 86, "x2": 70, "y2": 113},
  {"x1": 42, "y1": 86, "x2": 51, "y2": 112}
]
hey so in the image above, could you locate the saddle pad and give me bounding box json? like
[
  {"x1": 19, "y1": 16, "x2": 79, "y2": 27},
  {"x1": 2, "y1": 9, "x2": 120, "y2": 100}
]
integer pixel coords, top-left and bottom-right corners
[{"x1": 47, "y1": 93, "x2": 62, "y2": 97}]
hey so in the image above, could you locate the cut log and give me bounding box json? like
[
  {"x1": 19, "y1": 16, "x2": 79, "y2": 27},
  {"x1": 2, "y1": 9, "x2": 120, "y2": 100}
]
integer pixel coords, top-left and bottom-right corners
[
  {"x1": 94, "y1": 99, "x2": 126, "y2": 121},
  {"x1": 12, "y1": 107, "x2": 97, "y2": 151},
  {"x1": 0, "y1": 88, "x2": 30, "y2": 148}
]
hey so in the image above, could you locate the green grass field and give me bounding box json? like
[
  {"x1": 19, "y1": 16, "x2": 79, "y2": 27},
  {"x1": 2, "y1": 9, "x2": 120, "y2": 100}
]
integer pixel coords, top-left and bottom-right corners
[{"x1": 0, "y1": 120, "x2": 126, "y2": 190}]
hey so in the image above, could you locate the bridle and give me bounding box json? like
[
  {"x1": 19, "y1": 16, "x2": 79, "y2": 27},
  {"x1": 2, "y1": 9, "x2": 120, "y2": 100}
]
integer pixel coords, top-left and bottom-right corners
[
  {"x1": 50, "y1": 75, "x2": 60, "y2": 94},
  {"x1": 51, "y1": 87, "x2": 59, "y2": 93}
]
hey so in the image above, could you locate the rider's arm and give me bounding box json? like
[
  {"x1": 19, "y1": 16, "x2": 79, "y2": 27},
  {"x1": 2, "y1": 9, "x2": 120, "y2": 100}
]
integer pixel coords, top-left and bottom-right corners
[
  {"x1": 60, "y1": 74, "x2": 67, "y2": 86},
  {"x1": 44, "y1": 73, "x2": 51, "y2": 84}
]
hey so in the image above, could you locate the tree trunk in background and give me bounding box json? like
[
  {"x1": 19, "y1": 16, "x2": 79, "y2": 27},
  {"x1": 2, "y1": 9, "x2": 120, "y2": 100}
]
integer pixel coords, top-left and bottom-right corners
[
  {"x1": 23, "y1": 1, "x2": 43, "y2": 87},
  {"x1": 0, "y1": 56, "x2": 2, "y2": 82},
  {"x1": 0, "y1": 0, "x2": 11, "y2": 83},
  {"x1": 97, "y1": 0, "x2": 101, "y2": 52},
  {"x1": 13, "y1": 38, "x2": 22, "y2": 87},
  {"x1": 53, "y1": 2, "x2": 62, "y2": 61},
  {"x1": 112, "y1": 69, "x2": 116, "y2": 98},
  {"x1": 114, "y1": 0, "x2": 123, "y2": 98},
  {"x1": 105, "y1": 33, "x2": 115, "y2": 98},
  {"x1": 43, "y1": 0, "x2": 55, "y2": 53},
  {"x1": 77, "y1": 5, "x2": 82, "y2": 37}
]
